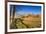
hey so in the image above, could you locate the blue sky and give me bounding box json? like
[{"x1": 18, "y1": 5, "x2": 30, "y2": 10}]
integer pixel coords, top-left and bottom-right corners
[{"x1": 10, "y1": 5, "x2": 41, "y2": 15}]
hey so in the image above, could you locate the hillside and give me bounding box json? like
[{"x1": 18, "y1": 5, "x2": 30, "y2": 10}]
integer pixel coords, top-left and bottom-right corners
[{"x1": 10, "y1": 14, "x2": 41, "y2": 29}]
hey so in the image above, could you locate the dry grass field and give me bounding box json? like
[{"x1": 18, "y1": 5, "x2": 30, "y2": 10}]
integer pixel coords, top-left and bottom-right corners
[{"x1": 10, "y1": 14, "x2": 41, "y2": 29}]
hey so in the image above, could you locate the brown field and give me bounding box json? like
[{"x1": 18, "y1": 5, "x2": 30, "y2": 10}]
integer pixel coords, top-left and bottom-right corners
[{"x1": 10, "y1": 14, "x2": 41, "y2": 29}]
